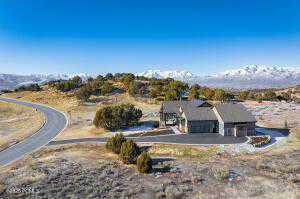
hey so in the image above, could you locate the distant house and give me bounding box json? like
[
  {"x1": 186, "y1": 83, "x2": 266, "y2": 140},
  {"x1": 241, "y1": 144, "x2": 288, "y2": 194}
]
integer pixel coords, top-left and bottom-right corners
[{"x1": 159, "y1": 100, "x2": 256, "y2": 136}]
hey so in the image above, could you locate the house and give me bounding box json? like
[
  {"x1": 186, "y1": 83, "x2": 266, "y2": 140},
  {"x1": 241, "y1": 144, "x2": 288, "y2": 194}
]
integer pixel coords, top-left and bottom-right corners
[{"x1": 159, "y1": 100, "x2": 256, "y2": 136}]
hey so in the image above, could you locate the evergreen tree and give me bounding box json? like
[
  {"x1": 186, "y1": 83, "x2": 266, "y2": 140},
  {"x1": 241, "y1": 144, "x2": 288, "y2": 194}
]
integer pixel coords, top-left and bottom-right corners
[
  {"x1": 165, "y1": 90, "x2": 179, "y2": 101},
  {"x1": 75, "y1": 86, "x2": 91, "y2": 102},
  {"x1": 121, "y1": 73, "x2": 135, "y2": 85},
  {"x1": 72, "y1": 76, "x2": 83, "y2": 87},
  {"x1": 202, "y1": 88, "x2": 215, "y2": 100},
  {"x1": 263, "y1": 90, "x2": 277, "y2": 100},
  {"x1": 238, "y1": 91, "x2": 250, "y2": 100},
  {"x1": 188, "y1": 85, "x2": 201, "y2": 100},
  {"x1": 214, "y1": 89, "x2": 226, "y2": 101},
  {"x1": 120, "y1": 140, "x2": 140, "y2": 164},
  {"x1": 105, "y1": 73, "x2": 114, "y2": 80},
  {"x1": 164, "y1": 80, "x2": 188, "y2": 100},
  {"x1": 105, "y1": 133, "x2": 127, "y2": 154},
  {"x1": 137, "y1": 152, "x2": 152, "y2": 173},
  {"x1": 93, "y1": 104, "x2": 142, "y2": 131},
  {"x1": 149, "y1": 85, "x2": 162, "y2": 98},
  {"x1": 100, "y1": 82, "x2": 114, "y2": 95}
]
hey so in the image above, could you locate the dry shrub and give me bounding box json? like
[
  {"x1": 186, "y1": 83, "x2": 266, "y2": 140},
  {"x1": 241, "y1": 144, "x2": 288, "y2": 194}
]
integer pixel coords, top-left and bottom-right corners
[
  {"x1": 209, "y1": 167, "x2": 230, "y2": 180},
  {"x1": 0, "y1": 102, "x2": 28, "y2": 117},
  {"x1": 0, "y1": 184, "x2": 5, "y2": 194},
  {"x1": 250, "y1": 135, "x2": 271, "y2": 147},
  {"x1": 255, "y1": 159, "x2": 269, "y2": 170},
  {"x1": 273, "y1": 159, "x2": 300, "y2": 174},
  {"x1": 288, "y1": 174, "x2": 300, "y2": 184}
]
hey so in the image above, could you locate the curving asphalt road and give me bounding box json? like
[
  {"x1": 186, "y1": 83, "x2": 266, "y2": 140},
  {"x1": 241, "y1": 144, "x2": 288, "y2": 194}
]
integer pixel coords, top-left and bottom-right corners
[
  {"x1": 0, "y1": 97, "x2": 247, "y2": 168},
  {"x1": 0, "y1": 97, "x2": 67, "y2": 167}
]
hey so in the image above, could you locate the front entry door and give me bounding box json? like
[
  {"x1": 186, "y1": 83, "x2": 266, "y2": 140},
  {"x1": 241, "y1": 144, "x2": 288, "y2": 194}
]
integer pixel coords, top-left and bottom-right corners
[{"x1": 227, "y1": 128, "x2": 235, "y2": 136}]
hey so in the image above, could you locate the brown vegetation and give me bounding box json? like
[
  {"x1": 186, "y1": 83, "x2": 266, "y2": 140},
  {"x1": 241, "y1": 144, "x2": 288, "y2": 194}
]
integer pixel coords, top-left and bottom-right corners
[
  {"x1": 2, "y1": 88, "x2": 160, "y2": 140},
  {"x1": 0, "y1": 101, "x2": 44, "y2": 151},
  {"x1": 249, "y1": 135, "x2": 271, "y2": 147}
]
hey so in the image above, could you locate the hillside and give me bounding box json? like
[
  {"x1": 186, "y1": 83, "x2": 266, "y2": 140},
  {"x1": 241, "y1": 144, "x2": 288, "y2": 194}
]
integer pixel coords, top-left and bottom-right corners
[{"x1": 276, "y1": 85, "x2": 300, "y2": 99}]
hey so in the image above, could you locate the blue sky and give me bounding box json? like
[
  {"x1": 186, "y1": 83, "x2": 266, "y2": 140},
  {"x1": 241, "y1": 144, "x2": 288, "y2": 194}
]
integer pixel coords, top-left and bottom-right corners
[{"x1": 0, "y1": 0, "x2": 300, "y2": 75}]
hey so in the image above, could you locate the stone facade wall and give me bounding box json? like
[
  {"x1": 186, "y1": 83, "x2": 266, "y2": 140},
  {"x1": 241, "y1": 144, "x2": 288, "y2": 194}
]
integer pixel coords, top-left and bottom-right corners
[{"x1": 212, "y1": 107, "x2": 224, "y2": 135}]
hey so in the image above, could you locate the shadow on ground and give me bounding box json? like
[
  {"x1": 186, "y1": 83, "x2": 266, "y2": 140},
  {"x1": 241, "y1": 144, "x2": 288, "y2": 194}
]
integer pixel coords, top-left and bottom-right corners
[
  {"x1": 151, "y1": 157, "x2": 176, "y2": 173},
  {"x1": 256, "y1": 126, "x2": 290, "y2": 137}
]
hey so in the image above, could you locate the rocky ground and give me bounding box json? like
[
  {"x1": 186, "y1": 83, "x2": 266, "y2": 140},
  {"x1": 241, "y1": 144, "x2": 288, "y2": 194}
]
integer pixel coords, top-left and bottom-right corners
[
  {"x1": 0, "y1": 143, "x2": 299, "y2": 199},
  {"x1": 1, "y1": 92, "x2": 299, "y2": 198},
  {"x1": 243, "y1": 100, "x2": 300, "y2": 129}
]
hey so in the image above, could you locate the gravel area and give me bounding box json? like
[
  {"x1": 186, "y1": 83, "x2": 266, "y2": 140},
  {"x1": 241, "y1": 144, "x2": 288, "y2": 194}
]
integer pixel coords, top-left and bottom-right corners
[
  {"x1": 107, "y1": 125, "x2": 154, "y2": 135},
  {"x1": 0, "y1": 144, "x2": 298, "y2": 199}
]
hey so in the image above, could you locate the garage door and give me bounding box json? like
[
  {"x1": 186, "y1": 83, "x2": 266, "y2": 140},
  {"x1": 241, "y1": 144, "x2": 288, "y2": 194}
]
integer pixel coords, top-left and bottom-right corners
[{"x1": 189, "y1": 121, "x2": 215, "y2": 133}]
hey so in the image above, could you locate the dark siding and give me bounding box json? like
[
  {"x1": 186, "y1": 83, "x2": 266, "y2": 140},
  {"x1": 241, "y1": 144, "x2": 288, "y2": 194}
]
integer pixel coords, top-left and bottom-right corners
[
  {"x1": 159, "y1": 112, "x2": 178, "y2": 127},
  {"x1": 223, "y1": 122, "x2": 256, "y2": 136},
  {"x1": 188, "y1": 121, "x2": 217, "y2": 133}
]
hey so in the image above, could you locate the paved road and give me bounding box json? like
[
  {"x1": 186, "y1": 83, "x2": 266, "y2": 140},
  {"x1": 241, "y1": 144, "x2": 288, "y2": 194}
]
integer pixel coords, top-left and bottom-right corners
[
  {"x1": 48, "y1": 133, "x2": 247, "y2": 146},
  {"x1": 0, "y1": 97, "x2": 247, "y2": 168},
  {"x1": 0, "y1": 97, "x2": 67, "y2": 167}
]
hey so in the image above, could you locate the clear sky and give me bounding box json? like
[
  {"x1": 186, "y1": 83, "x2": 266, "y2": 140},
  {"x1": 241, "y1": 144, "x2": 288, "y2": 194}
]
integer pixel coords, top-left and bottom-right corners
[{"x1": 0, "y1": 0, "x2": 300, "y2": 75}]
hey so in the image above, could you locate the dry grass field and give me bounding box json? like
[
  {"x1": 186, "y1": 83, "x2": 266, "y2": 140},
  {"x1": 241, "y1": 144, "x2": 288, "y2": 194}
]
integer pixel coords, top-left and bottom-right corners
[
  {"x1": 1, "y1": 90, "x2": 299, "y2": 198},
  {"x1": 0, "y1": 142, "x2": 298, "y2": 198},
  {"x1": 0, "y1": 101, "x2": 44, "y2": 151},
  {"x1": 3, "y1": 87, "x2": 161, "y2": 140},
  {"x1": 242, "y1": 100, "x2": 300, "y2": 154}
]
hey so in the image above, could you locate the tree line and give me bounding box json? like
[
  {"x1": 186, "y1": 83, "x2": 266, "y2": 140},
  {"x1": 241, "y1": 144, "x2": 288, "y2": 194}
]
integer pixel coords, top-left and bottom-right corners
[
  {"x1": 238, "y1": 90, "x2": 292, "y2": 103},
  {"x1": 14, "y1": 84, "x2": 42, "y2": 92},
  {"x1": 12, "y1": 72, "x2": 297, "y2": 103},
  {"x1": 188, "y1": 84, "x2": 235, "y2": 101}
]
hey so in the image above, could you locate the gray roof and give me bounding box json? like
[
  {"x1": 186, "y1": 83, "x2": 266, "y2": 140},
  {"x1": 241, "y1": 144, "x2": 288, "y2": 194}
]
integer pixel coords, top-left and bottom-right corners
[
  {"x1": 213, "y1": 103, "x2": 256, "y2": 123},
  {"x1": 181, "y1": 106, "x2": 217, "y2": 121},
  {"x1": 162, "y1": 100, "x2": 216, "y2": 121},
  {"x1": 161, "y1": 100, "x2": 204, "y2": 114},
  {"x1": 161, "y1": 100, "x2": 256, "y2": 123}
]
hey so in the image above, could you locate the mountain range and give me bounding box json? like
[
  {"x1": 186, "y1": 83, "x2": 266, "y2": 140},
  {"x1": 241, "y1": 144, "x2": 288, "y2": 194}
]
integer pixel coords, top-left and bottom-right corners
[
  {"x1": 138, "y1": 65, "x2": 300, "y2": 90},
  {"x1": 0, "y1": 73, "x2": 90, "y2": 91},
  {"x1": 1, "y1": 65, "x2": 300, "y2": 90}
]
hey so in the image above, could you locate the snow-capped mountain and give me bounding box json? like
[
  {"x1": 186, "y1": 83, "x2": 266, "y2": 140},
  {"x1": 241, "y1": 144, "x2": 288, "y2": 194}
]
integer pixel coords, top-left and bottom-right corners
[
  {"x1": 212, "y1": 65, "x2": 300, "y2": 79},
  {"x1": 0, "y1": 73, "x2": 91, "y2": 90},
  {"x1": 1, "y1": 65, "x2": 300, "y2": 91},
  {"x1": 138, "y1": 65, "x2": 300, "y2": 90},
  {"x1": 138, "y1": 69, "x2": 196, "y2": 80}
]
